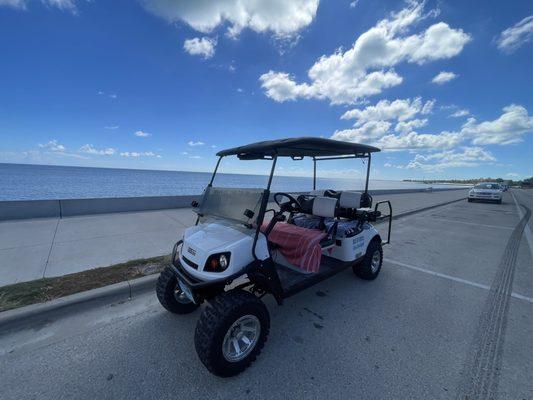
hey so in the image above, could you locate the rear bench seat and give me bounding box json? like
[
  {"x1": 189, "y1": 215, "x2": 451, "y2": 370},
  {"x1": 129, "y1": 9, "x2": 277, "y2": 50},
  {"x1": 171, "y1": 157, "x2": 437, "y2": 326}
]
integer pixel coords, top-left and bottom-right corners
[{"x1": 291, "y1": 191, "x2": 366, "y2": 238}]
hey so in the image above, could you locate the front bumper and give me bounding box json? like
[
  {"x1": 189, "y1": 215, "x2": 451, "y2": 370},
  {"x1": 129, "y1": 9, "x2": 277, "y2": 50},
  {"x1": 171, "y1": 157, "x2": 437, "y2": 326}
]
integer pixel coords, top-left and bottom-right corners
[
  {"x1": 170, "y1": 240, "x2": 254, "y2": 302},
  {"x1": 468, "y1": 193, "x2": 502, "y2": 201}
]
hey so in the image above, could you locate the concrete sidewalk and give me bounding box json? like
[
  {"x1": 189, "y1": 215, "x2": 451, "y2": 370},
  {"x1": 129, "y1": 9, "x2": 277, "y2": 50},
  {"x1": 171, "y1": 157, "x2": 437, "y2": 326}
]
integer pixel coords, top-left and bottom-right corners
[{"x1": 0, "y1": 189, "x2": 467, "y2": 287}]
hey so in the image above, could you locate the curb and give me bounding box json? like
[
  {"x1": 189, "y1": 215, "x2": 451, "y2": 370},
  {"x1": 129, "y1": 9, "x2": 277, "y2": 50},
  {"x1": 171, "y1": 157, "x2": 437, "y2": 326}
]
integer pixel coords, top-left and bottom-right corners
[
  {"x1": 0, "y1": 275, "x2": 158, "y2": 333},
  {"x1": 0, "y1": 196, "x2": 466, "y2": 331}
]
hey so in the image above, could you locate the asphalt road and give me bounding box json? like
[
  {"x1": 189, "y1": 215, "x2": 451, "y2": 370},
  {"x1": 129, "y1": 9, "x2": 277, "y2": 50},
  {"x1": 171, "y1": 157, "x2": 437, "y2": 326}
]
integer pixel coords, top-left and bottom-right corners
[{"x1": 1, "y1": 190, "x2": 532, "y2": 400}]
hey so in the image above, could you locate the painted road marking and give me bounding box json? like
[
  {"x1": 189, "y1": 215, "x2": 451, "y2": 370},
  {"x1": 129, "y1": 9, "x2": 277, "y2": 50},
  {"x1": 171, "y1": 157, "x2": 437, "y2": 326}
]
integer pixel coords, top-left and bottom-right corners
[{"x1": 386, "y1": 259, "x2": 533, "y2": 304}]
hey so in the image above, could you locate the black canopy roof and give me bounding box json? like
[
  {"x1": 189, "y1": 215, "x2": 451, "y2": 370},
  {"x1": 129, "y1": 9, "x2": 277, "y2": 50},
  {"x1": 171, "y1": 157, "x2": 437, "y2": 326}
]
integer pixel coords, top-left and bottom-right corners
[{"x1": 217, "y1": 137, "x2": 380, "y2": 159}]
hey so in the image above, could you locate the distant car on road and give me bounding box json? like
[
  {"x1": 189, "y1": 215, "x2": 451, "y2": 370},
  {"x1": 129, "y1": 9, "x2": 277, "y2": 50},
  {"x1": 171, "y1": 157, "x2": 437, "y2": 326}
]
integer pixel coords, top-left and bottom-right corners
[{"x1": 468, "y1": 182, "x2": 502, "y2": 204}]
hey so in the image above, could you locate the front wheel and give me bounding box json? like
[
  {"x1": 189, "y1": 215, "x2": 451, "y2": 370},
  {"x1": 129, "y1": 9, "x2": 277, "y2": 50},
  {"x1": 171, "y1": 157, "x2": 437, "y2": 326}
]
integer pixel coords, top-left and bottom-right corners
[
  {"x1": 156, "y1": 266, "x2": 200, "y2": 314},
  {"x1": 194, "y1": 290, "x2": 269, "y2": 377},
  {"x1": 353, "y1": 239, "x2": 383, "y2": 280}
]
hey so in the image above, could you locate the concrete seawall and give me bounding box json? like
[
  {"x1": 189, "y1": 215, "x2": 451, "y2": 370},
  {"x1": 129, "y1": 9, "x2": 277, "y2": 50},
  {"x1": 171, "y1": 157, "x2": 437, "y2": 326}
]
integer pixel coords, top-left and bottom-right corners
[{"x1": 0, "y1": 187, "x2": 466, "y2": 221}]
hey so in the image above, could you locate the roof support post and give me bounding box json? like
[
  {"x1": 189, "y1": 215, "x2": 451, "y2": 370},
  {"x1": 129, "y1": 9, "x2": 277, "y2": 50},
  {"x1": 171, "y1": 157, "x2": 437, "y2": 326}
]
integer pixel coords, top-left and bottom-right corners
[
  {"x1": 208, "y1": 156, "x2": 222, "y2": 186},
  {"x1": 364, "y1": 153, "x2": 371, "y2": 194},
  {"x1": 252, "y1": 155, "x2": 278, "y2": 260},
  {"x1": 313, "y1": 157, "x2": 317, "y2": 190}
]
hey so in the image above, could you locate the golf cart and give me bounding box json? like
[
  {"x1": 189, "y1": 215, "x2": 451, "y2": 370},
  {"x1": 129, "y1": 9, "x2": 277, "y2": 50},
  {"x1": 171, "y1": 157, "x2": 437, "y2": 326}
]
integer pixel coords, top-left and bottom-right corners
[{"x1": 156, "y1": 137, "x2": 392, "y2": 377}]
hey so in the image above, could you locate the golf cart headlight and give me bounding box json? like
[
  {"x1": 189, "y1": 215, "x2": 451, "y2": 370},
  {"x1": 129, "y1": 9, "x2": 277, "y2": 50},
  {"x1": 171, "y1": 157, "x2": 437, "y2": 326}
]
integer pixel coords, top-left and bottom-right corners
[
  {"x1": 219, "y1": 254, "x2": 228, "y2": 268},
  {"x1": 204, "y1": 252, "x2": 231, "y2": 272}
]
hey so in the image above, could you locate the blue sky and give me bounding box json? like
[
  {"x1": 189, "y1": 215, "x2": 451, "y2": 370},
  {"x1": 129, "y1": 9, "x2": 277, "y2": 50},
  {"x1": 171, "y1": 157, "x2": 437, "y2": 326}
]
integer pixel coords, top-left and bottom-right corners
[{"x1": 0, "y1": 0, "x2": 532, "y2": 180}]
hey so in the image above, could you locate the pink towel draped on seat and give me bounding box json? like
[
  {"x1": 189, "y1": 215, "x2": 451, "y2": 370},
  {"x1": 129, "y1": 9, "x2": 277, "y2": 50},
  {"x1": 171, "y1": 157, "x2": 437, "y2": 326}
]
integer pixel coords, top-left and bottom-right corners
[{"x1": 262, "y1": 222, "x2": 326, "y2": 273}]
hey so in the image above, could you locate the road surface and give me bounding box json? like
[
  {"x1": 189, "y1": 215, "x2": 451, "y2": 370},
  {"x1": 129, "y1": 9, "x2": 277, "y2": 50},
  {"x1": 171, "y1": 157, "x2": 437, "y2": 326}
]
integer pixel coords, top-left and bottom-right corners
[{"x1": 1, "y1": 190, "x2": 532, "y2": 399}]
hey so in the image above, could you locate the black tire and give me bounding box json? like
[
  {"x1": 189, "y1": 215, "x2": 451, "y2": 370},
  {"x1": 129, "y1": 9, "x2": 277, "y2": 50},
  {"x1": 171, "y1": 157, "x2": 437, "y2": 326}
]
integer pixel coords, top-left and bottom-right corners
[
  {"x1": 497, "y1": 199, "x2": 502, "y2": 204},
  {"x1": 156, "y1": 266, "x2": 200, "y2": 314},
  {"x1": 353, "y1": 238, "x2": 383, "y2": 280},
  {"x1": 468, "y1": 198, "x2": 473, "y2": 202},
  {"x1": 195, "y1": 290, "x2": 269, "y2": 377}
]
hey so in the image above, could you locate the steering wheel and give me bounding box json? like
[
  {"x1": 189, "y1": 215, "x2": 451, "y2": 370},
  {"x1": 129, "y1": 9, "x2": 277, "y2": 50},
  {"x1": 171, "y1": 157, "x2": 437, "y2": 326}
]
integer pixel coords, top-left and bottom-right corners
[{"x1": 274, "y1": 192, "x2": 302, "y2": 213}]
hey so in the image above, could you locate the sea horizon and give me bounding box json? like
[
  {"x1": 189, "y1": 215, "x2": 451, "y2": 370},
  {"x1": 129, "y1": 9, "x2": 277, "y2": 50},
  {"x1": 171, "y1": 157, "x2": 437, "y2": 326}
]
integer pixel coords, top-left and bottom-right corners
[{"x1": 0, "y1": 162, "x2": 468, "y2": 201}]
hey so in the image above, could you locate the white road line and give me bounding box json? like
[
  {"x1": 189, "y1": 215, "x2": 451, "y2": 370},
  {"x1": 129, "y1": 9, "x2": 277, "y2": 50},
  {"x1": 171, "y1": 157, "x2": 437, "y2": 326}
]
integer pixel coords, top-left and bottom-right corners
[
  {"x1": 511, "y1": 190, "x2": 533, "y2": 258},
  {"x1": 428, "y1": 217, "x2": 514, "y2": 230},
  {"x1": 386, "y1": 259, "x2": 533, "y2": 304}
]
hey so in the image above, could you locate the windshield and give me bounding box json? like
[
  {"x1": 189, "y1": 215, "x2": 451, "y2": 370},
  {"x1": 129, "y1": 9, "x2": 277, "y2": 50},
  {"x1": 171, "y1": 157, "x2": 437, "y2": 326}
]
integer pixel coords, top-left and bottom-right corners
[
  {"x1": 474, "y1": 183, "x2": 500, "y2": 190},
  {"x1": 196, "y1": 186, "x2": 265, "y2": 226}
]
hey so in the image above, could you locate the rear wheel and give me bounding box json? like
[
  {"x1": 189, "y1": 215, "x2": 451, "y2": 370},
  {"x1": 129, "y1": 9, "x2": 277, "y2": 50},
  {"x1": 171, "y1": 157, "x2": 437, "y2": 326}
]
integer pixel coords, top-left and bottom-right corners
[
  {"x1": 468, "y1": 198, "x2": 473, "y2": 202},
  {"x1": 353, "y1": 239, "x2": 383, "y2": 280},
  {"x1": 195, "y1": 290, "x2": 269, "y2": 377},
  {"x1": 156, "y1": 266, "x2": 200, "y2": 314}
]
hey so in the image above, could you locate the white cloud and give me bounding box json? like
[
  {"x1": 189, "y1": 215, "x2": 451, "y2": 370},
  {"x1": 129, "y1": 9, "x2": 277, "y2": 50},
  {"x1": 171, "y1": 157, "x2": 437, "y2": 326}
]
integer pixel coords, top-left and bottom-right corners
[
  {"x1": 395, "y1": 147, "x2": 496, "y2": 172},
  {"x1": 506, "y1": 172, "x2": 520, "y2": 177},
  {"x1": 450, "y1": 109, "x2": 469, "y2": 118},
  {"x1": 140, "y1": 0, "x2": 319, "y2": 38},
  {"x1": 120, "y1": 151, "x2": 160, "y2": 158},
  {"x1": 332, "y1": 121, "x2": 392, "y2": 142},
  {"x1": 98, "y1": 91, "x2": 118, "y2": 99},
  {"x1": 421, "y1": 99, "x2": 436, "y2": 115},
  {"x1": 79, "y1": 144, "x2": 116, "y2": 155},
  {"x1": 375, "y1": 131, "x2": 462, "y2": 151},
  {"x1": 395, "y1": 118, "x2": 428, "y2": 134},
  {"x1": 0, "y1": 0, "x2": 77, "y2": 12},
  {"x1": 188, "y1": 140, "x2": 205, "y2": 146},
  {"x1": 496, "y1": 15, "x2": 533, "y2": 53},
  {"x1": 349, "y1": 1, "x2": 359, "y2": 8},
  {"x1": 104, "y1": 125, "x2": 119, "y2": 130},
  {"x1": 460, "y1": 104, "x2": 533, "y2": 145},
  {"x1": 38, "y1": 139, "x2": 66, "y2": 152},
  {"x1": 188, "y1": 155, "x2": 203, "y2": 159},
  {"x1": 431, "y1": 71, "x2": 457, "y2": 85},
  {"x1": 183, "y1": 37, "x2": 217, "y2": 59},
  {"x1": 134, "y1": 130, "x2": 151, "y2": 137},
  {"x1": 260, "y1": 2, "x2": 470, "y2": 104},
  {"x1": 341, "y1": 97, "x2": 432, "y2": 125},
  {"x1": 0, "y1": 0, "x2": 26, "y2": 9}
]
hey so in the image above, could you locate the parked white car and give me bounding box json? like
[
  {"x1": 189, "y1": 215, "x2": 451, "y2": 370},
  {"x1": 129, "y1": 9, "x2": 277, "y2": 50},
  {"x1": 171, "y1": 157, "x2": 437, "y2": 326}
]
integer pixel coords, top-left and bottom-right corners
[{"x1": 468, "y1": 182, "x2": 503, "y2": 204}]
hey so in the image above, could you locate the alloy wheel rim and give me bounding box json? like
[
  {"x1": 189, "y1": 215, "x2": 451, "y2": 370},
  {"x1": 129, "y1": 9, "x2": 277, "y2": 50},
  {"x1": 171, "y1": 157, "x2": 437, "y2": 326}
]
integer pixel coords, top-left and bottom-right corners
[
  {"x1": 222, "y1": 315, "x2": 261, "y2": 362},
  {"x1": 371, "y1": 250, "x2": 381, "y2": 273}
]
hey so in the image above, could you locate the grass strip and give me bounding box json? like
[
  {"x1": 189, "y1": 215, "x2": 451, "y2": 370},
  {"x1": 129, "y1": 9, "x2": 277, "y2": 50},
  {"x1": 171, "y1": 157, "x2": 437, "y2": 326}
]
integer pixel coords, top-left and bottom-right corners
[{"x1": 0, "y1": 255, "x2": 170, "y2": 313}]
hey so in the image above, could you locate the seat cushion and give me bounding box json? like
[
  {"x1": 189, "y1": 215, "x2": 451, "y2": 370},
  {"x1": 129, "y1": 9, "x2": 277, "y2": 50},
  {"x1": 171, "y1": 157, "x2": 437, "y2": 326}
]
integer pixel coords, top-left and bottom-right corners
[{"x1": 291, "y1": 214, "x2": 323, "y2": 229}]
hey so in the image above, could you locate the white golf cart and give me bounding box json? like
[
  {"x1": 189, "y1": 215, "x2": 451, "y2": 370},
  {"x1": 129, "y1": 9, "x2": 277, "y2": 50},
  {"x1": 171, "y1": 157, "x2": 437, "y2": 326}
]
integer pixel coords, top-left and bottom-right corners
[{"x1": 156, "y1": 137, "x2": 392, "y2": 377}]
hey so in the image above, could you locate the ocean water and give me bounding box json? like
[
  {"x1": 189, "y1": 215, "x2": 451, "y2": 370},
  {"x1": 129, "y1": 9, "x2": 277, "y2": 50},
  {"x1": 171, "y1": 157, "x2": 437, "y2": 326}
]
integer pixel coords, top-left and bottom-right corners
[{"x1": 0, "y1": 163, "x2": 463, "y2": 201}]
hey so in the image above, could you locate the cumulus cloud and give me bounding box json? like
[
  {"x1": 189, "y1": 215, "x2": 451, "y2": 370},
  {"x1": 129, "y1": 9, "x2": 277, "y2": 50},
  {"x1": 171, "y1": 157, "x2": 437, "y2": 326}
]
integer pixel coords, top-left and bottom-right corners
[
  {"x1": 134, "y1": 130, "x2": 151, "y2": 137},
  {"x1": 375, "y1": 131, "x2": 462, "y2": 151},
  {"x1": 260, "y1": 2, "x2": 470, "y2": 104},
  {"x1": 460, "y1": 104, "x2": 533, "y2": 145},
  {"x1": 450, "y1": 109, "x2": 469, "y2": 118},
  {"x1": 333, "y1": 102, "x2": 533, "y2": 155},
  {"x1": 79, "y1": 144, "x2": 116, "y2": 155},
  {"x1": 341, "y1": 97, "x2": 433, "y2": 125},
  {"x1": 496, "y1": 15, "x2": 533, "y2": 53},
  {"x1": 333, "y1": 97, "x2": 434, "y2": 143},
  {"x1": 0, "y1": 0, "x2": 77, "y2": 12},
  {"x1": 38, "y1": 139, "x2": 66, "y2": 152},
  {"x1": 140, "y1": 0, "x2": 319, "y2": 38},
  {"x1": 120, "y1": 151, "x2": 161, "y2": 158},
  {"x1": 188, "y1": 140, "x2": 205, "y2": 146},
  {"x1": 391, "y1": 147, "x2": 496, "y2": 171},
  {"x1": 431, "y1": 71, "x2": 457, "y2": 85},
  {"x1": 395, "y1": 118, "x2": 428, "y2": 134},
  {"x1": 183, "y1": 37, "x2": 217, "y2": 59}
]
